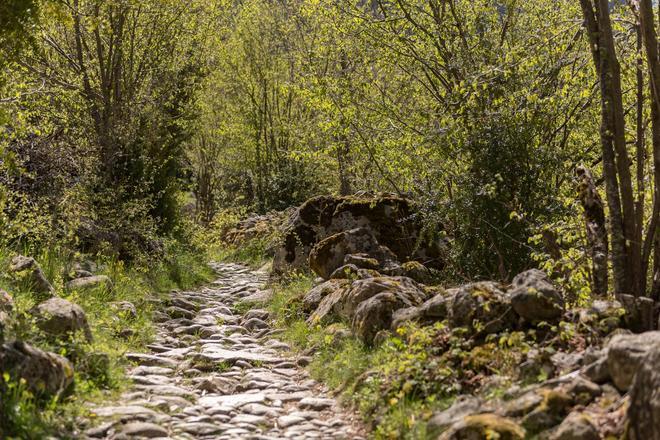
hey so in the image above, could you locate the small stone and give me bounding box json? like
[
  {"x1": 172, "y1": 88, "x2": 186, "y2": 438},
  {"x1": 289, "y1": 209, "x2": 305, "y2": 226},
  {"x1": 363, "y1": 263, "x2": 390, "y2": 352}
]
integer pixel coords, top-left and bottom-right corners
[
  {"x1": 244, "y1": 318, "x2": 269, "y2": 331},
  {"x1": 66, "y1": 275, "x2": 113, "y2": 292},
  {"x1": 9, "y1": 255, "x2": 55, "y2": 296},
  {"x1": 278, "y1": 415, "x2": 307, "y2": 428},
  {"x1": 298, "y1": 397, "x2": 334, "y2": 410},
  {"x1": 120, "y1": 421, "x2": 168, "y2": 438}
]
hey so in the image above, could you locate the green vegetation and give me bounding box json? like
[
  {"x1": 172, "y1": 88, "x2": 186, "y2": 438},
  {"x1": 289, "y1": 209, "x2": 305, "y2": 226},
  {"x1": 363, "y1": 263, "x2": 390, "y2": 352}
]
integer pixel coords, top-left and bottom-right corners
[
  {"x1": 3, "y1": 0, "x2": 660, "y2": 437},
  {"x1": 0, "y1": 243, "x2": 212, "y2": 438}
]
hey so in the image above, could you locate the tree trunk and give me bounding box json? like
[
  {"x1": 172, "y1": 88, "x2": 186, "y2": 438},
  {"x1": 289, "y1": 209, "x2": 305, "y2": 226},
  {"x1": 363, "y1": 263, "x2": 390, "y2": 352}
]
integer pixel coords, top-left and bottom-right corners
[
  {"x1": 576, "y1": 166, "x2": 609, "y2": 296},
  {"x1": 580, "y1": 0, "x2": 635, "y2": 295}
]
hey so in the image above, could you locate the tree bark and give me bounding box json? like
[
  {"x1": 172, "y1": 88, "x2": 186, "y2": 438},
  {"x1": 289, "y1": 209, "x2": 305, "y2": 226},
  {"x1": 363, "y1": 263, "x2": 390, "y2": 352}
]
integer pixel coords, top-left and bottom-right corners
[
  {"x1": 580, "y1": 0, "x2": 635, "y2": 295},
  {"x1": 576, "y1": 166, "x2": 609, "y2": 296}
]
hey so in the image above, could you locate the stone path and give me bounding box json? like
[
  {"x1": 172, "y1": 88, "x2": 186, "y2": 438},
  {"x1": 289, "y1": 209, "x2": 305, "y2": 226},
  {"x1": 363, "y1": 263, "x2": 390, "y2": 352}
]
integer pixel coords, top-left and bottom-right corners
[{"x1": 84, "y1": 263, "x2": 365, "y2": 439}]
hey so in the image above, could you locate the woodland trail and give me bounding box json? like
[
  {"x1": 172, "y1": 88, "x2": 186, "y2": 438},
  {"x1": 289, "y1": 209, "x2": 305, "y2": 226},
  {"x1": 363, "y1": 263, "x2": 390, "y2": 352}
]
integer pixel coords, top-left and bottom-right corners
[{"x1": 82, "y1": 263, "x2": 365, "y2": 439}]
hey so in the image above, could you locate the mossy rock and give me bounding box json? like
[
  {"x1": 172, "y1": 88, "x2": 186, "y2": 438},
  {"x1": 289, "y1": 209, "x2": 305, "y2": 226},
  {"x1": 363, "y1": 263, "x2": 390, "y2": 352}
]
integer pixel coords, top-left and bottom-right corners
[
  {"x1": 440, "y1": 413, "x2": 525, "y2": 439},
  {"x1": 521, "y1": 389, "x2": 573, "y2": 433}
]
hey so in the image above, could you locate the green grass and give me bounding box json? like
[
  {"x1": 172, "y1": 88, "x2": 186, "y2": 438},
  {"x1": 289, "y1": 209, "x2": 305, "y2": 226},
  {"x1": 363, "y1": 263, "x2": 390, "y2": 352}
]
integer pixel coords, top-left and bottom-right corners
[
  {"x1": 0, "y1": 242, "x2": 214, "y2": 438},
  {"x1": 208, "y1": 236, "x2": 273, "y2": 269},
  {"x1": 257, "y1": 272, "x2": 480, "y2": 440}
]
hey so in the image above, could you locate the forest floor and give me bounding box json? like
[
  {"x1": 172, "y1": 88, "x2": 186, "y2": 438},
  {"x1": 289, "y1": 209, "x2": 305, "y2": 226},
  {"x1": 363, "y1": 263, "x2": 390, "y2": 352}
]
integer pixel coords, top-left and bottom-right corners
[{"x1": 81, "y1": 262, "x2": 365, "y2": 439}]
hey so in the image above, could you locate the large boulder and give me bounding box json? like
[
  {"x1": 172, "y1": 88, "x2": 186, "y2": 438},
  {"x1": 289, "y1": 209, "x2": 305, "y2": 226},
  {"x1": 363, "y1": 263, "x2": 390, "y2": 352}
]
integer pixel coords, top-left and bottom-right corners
[
  {"x1": 66, "y1": 275, "x2": 113, "y2": 292},
  {"x1": 627, "y1": 341, "x2": 660, "y2": 439},
  {"x1": 607, "y1": 331, "x2": 660, "y2": 391},
  {"x1": 0, "y1": 340, "x2": 74, "y2": 397},
  {"x1": 8, "y1": 255, "x2": 54, "y2": 297},
  {"x1": 309, "y1": 276, "x2": 428, "y2": 324},
  {"x1": 309, "y1": 227, "x2": 398, "y2": 279},
  {"x1": 449, "y1": 282, "x2": 517, "y2": 336},
  {"x1": 272, "y1": 194, "x2": 445, "y2": 275},
  {"x1": 31, "y1": 297, "x2": 92, "y2": 342},
  {"x1": 508, "y1": 269, "x2": 564, "y2": 322}
]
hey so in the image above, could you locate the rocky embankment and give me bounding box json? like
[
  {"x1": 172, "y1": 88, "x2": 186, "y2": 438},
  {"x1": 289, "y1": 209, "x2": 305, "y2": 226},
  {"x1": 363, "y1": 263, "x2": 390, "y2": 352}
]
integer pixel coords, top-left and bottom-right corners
[
  {"x1": 81, "y1": 263, "x2": 365, "y2": 439},
  {"x1": 226, "y1": 193, "x2": 660, "y2": 438}
]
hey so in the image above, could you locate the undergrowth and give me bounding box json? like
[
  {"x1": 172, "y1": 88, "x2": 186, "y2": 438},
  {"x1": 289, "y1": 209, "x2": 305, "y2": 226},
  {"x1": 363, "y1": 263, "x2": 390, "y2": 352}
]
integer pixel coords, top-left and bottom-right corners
[
  {"x1": 260, "y1": 272, "x2": 542, "y2": 439},
  {"x1": 0, "y1": 241, "x2": 213, "y2": 439}
]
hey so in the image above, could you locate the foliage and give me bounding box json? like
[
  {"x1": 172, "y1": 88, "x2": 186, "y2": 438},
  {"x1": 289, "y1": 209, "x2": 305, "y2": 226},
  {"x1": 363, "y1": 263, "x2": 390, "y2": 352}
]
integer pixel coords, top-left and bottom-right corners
[{"x1": 0, "y1": 241, "x2": 212, "y2": 437}]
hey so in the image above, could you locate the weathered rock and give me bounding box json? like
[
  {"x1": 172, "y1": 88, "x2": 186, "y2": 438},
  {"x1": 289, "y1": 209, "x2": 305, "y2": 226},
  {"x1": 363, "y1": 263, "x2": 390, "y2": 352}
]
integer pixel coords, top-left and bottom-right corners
[
  {"x1": 66, "y1": 274, "x2": 113, "y2": 292},
  {"x1": 578, "y1": 300, "x2": 624, "y2": 334},
  {"x1": 31, "y1": 297, "x2": 92, "y2": 341},
  {"x1": 0, "y1": 290, "x2": 13, "y2": 342},
  {"x1": 353, "y1": 290, "x2": 424, "y2": 344},
  {"x1": 0, "y1": 340, "x2": 74, "y2": 397},
  {"x1": 428, "y1": 396, "x2": 483, "y2": 434},
  {"x1": 607, "y1": 331, "x2": 660, "y2": 391},
  {"x1": 521, "y1": 389, "x2": 573, "y2": 434},
  {"x1": 8, "y1": 255, "x2": 54, "y2": 296},
  {"x1": 344, "y1": 253, "x2": 380, "y2": 270},
  {"x1": 303, "y1": 281, "x2": 350, "y2": 314},
  {"x1": 509, "y1": 269, "x2": 564, "y2": 322},
  {"x1": 309, "y1": 227, "x2": 398, "y2": 279},
  {"x1": 550, "y1": 412, "x2": 599, "y2": 440},
  {"x1": 627, "y1": 341, "x2": 660, "y2": 439},
  {"x1": 390, "y1": 288, "x2": 451, "y2": 330},
  {"x1": 503, "y1": 390, "x2": 545, "y2": 418},
  {"x1": 310, "y1": 276, "x2": 427, "y2": 324},
  {"x1": 449, "y1": 282, "x2": 516, "y2": 335},
  {"x1": 329, "y1": 264, "x2": 360, "y2": 279},
  {"x1": 119, "y1": 421, "x2": 169, "y2": 438},
  {"x1": 0, "y1": 290, "x2": 13, "y2": 313},
  {"x1": 400, "y1": 260, "x2": 434, "y2": 284},
  {"x1": 110, "y1": 301, "x2": 138, "y2": 319},
  {"x1": 272, "y1": 194, "x2": 445, "y2": 276},
  {"x1": 299, "y1": 397, "x2": 334, "y2": 410},
  {"x1": 440, "y1": 414, "x2": 525, "y2": 440}
]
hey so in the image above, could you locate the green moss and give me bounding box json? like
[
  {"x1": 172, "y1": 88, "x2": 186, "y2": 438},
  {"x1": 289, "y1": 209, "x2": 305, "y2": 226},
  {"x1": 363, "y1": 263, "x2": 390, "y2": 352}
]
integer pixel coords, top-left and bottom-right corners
[
  {"x1": 460, "y1": 414, "x2": 526, "y2": 439},
  {"x1": 0, "y1": 241, "x2": 214, "y2": 438}
]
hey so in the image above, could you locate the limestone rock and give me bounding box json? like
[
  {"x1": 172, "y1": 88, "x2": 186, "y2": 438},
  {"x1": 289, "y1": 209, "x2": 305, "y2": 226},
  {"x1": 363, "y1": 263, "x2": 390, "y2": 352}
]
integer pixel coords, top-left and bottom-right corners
[
  {"x1": 509, "y1": 269, "x2": 564, "y2": 322},
  {"x1": 302, "y1": 279, "x2": 350, "y2": 313},
  {"x1": 550, "y1": 412, "x2": 599, "y2": 440},
  {"x1": 520, "y1": 388, "x2": 573, "y2": 434},
  {"x1": 440, "y1": 414, "x2": 525, "y2": 440},
  {"x1": 449, "y1": 282, "x2": 516, "y2": 336},
  {"x1": 310, "y1": 276, "x2": 427, "y2": 324},
  {"x1": 344, "y1": 253, "x2": 380, "y2": 270},
  {"x1": 0, "y1": 340, "x2": 74, "y2": 397},
  {"x1": 110, "y1": 301, "x2": 138, "y2": 319},
  {"x1": 31, "y1": 297, "x2": 92, "y2": 341},
  {"x1": 352, "y1": 292, "x2": 408, "y2": 344},
  {"x1": 391, "y1": 288, "x2": 451, "y2": 330},
  {"x1": 627, "y1": 341, "x2": 660, "y2": 439},
  {"x1": 309, "y1": 227, "x2": 397, "y2": 279},
  {"x1": 120, "y1": 421, "x2": 168, "y2": 438},
  {"x1": 9, "y1": 255, "x2": 54, "y2": 296},
  {"x1": 607, "y1": 331, "x2": 660, "y2": 391},
  {"x1": 578, "y1": 300, "x2": 624, "y2": 335},
  {"x1": 272, "y1": 194, "x2": 445, "y2": 276},
  {"x1": 428, "y1": 396, "x2": 483, "y2": 434},
  {"x1": 399, "y1": 260, "x2": 434, "y2": 284},
  {"x1": 0, "y1": 290, "x2": 13, "y2": 342},
  {"x1": 66, "y1": 275, "x2": 113, "y2": 292}
]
